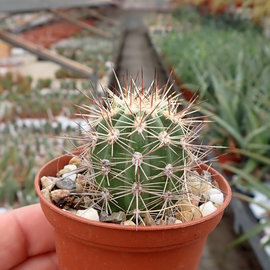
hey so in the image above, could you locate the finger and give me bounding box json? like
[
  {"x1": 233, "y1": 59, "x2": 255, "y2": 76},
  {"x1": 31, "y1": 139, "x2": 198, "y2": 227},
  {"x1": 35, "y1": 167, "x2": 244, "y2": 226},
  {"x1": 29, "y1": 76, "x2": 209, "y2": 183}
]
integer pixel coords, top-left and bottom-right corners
[
  {"x1": 0, "y1": 204, "x2": 55, "y2": 270},
  {"x1": 11, "y1": 251, "x2": 58, "y2": 270}
]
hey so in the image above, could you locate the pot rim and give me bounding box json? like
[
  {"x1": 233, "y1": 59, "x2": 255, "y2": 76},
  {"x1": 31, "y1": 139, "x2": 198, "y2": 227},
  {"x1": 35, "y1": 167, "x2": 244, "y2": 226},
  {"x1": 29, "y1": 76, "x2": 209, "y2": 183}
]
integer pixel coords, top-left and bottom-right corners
[{"x1": 35, "y1": 152, "x2": 231, "y2": 232}]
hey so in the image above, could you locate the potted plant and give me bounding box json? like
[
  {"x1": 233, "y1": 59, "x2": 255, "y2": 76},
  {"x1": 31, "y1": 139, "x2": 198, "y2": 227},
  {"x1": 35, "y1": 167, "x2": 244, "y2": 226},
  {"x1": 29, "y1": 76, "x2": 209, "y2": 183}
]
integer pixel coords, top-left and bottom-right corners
[{"x1": 35, "y1": 76, "x2": 231, "y2": 270}]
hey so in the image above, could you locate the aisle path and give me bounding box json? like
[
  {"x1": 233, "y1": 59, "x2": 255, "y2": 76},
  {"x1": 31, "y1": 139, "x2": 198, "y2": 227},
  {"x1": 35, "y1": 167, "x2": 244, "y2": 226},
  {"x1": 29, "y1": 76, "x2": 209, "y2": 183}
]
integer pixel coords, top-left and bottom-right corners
[{"x1": 116, "y1": 12, "x2": 167, "y2": 89}]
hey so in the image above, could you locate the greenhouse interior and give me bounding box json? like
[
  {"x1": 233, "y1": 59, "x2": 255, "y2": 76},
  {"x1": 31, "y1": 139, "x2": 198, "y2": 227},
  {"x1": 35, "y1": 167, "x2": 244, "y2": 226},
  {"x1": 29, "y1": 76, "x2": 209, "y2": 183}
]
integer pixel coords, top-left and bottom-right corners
[{"x1": 0, "y1": 0, "x2": 269, "y2": 269}]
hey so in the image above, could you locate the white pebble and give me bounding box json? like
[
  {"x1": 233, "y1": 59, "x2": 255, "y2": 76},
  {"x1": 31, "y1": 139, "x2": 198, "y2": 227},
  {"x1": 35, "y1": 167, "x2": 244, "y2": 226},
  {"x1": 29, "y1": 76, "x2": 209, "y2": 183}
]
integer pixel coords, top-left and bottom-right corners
[
  {"x1": 62, "y1": 208, "x2": 77, "y2": 214},
  {"x1": 63, "y1": 164, "x2": 77, "y2": 181},
  {"x1": 76, "y1": 208, "x2": 99, "y2": 221},
  {"x1": 174, "y1": 219, "x2": 182, "y2": 224},
  {"x1": 123, "y1": 220, "x2": 136, "y2": 226},
  {"x1": 209, "y1": 195, "x2": 224, "y2": 205},
  {"x1": 199, "y1": 201, "x2": 217, "y2": 217},
  {"x1": 208, "y1": 188, "x2": 221, "y2": 195},
  {"x1": 64, "y1": 164, "x2": 77, "y2": 171},
  {"x1": 208, "y1": 188, "x2": 224, "y2": 205}
]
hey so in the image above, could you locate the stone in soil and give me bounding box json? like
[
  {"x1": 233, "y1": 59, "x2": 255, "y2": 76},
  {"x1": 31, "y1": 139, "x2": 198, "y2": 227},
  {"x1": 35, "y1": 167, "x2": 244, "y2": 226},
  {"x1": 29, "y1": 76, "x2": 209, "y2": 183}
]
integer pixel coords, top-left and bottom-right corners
[
  {"x1": 156, "y1": 219, "x2": 167, "y2": 226},
  {"x1": 208, "y1": 188, "x2": 224, "y2": 205},
  {"x1": 41, "y1": 188, "x2": 51, "y2": 202},
  {"x1": 178, "y1": 199, "x2": 197, "y2": 212},
  {"x1": 57, "y1": 164, "x2": 77, "y2": 178},
  {"x1": 51, "y1": 189, "x2": 70, "y2": 203},
  {"x1": 75, "y1": 174, "x2": 87, "y2": 192},
  {"x1": 56, "y1": 177, "x2": 76, "y2": 190},
  {"x1": 76, "y1": 207, "x2": 99, "y2": 221},
  {"x1": 199, "y1": 201, "x2": 217, "y2": 217},
  {"x1": 44, "y1": 157, "x2": 224, "y2": 226},
  {"x1": 69, "y1": 156, "x2": 82, "y2": 167},
  {"x1": 123, "y1": 220, "x2": 136, "y2": 226},
  {"x1": 174, "y1": 219, "x2": 182, "y2": 224},
  {"x1": 202, "y1": 170, "x2": 212, "y2": 182},
  {"x1": 41, "y1": 176, "x2": 56, "y2": 190},
  {"x1": 144, "y1": 212, "x2": 155, "y2": 226},
  {"x1": 167, "y1": 216, "x2": 177, "y2": 224},
  {"x1": 100, "y1": 211, "x2": 126, "y2": 224},
  {"x1": 188, "y1": 180, "x2": 212, "y2": 196}
]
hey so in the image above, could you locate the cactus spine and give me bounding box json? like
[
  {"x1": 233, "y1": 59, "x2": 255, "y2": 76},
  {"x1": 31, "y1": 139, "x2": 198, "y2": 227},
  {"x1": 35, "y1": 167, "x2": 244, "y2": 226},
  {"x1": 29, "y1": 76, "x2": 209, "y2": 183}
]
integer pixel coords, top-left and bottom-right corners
[{"x1": 80, "y1": 76, "x2": 208, "y2": 224}]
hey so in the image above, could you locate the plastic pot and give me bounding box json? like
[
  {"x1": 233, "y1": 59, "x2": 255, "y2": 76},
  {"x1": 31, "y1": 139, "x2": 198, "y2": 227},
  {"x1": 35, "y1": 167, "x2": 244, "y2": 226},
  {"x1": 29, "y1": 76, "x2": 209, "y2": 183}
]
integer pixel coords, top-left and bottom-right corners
[{"x1": 35, "y1": 153, "x2": 231, "y2": 270}]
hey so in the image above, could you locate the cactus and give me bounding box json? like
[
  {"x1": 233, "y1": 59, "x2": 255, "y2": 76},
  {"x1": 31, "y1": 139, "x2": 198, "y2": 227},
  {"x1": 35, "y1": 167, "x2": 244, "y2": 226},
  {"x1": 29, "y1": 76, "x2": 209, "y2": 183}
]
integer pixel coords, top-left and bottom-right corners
[{"x1": 78, "y1": 75, "x2": 211, "y2": 225}]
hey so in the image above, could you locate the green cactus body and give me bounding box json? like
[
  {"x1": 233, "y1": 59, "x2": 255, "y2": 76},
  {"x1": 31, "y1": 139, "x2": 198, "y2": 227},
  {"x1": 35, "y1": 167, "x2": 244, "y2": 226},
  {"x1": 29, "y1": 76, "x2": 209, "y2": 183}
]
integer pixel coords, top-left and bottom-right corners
[{"x1": 83, "y1": 80, "x2": 200, "y2": 221}]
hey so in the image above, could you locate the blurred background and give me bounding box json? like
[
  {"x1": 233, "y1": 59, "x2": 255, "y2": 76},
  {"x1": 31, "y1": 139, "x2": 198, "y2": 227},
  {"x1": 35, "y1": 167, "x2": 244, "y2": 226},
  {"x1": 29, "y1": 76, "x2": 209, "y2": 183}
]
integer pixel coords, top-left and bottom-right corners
[{"x1": 0, "y1": 0, "x2": 269, "y2": 269}]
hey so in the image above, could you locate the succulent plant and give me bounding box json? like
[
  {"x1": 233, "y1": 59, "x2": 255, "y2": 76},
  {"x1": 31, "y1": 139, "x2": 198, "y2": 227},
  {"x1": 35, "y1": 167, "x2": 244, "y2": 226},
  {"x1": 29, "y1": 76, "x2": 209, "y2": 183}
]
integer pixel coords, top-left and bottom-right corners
[{"x1": 76, "y1": 75, "x2": 213, "y2": 225}]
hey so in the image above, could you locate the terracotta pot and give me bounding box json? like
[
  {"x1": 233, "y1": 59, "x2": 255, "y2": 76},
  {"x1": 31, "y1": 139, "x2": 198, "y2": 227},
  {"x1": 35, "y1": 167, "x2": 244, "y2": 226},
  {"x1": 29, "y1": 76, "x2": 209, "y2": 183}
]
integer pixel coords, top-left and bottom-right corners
[
  {"x1": 207, "y1": 0, "x2": 226, "y2": 14},
  {"x1": 214, "y1": 137, "x2": 243, "y2": 176},
  {"x1": 35, "y1": 153, "x2": 231, "y2": 270},
  {"x1": 215, "y1": 151, "x2": 242, "y2": 176},
  {"x1": 235, "y1": 0, "x2": 243, "y2": 8},
  {"x1": 158, "y1": 54, "x2": 198, "y2": 102},
  {"x1": 216, "y1": 151, "x2": 242, "y2": 165},
  {"x1": 181, "y1": 87, "x2": 198, "y2": 101}
]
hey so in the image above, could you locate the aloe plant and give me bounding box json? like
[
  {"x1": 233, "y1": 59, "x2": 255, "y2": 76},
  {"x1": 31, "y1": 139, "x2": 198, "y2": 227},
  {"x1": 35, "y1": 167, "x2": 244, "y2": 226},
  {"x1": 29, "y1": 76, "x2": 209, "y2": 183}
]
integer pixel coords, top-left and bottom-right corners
[
  {"x1": 150, "y1": 3, "x2": 270, "y2": 250},
  {"x1": 222, "y1": 155, "x2": 270, "y2": 250},
  {"x1": 153, "y1": 8, "x2": 270, "y2": 153}
]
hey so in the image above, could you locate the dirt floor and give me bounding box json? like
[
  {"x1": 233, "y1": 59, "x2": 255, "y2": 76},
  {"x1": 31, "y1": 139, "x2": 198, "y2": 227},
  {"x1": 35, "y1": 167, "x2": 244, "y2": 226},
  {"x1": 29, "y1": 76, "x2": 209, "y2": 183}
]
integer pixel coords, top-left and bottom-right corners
[
  {"x1": 116, "y1": 12, "x2": 167, "y2": 88},
  {"x1": 200, "y1": 207, "x2": 262, "y2": 270}
]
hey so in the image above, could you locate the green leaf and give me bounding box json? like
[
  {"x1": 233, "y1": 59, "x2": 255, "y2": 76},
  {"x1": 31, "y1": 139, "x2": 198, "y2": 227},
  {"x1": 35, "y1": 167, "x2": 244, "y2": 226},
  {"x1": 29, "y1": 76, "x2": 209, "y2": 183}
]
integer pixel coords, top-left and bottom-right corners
[
  {"x1": 209, "y1": 68, "x2": 237, "y2": 128},
  {"x1": 244, "y1": 124, "x2": 270, "y2": 146},
  {"x1": 232, "y1": 51, "x2": 244, "y2": 112},
  {"x1": 200, "y1": 107, "x2": 244, "y2": 147},
  {"x1": 226, "y1": 220, "x2": 270, "y2": 252},
  {"x1": 221, "y1": 164, "x2": 270, "y2": 198}
]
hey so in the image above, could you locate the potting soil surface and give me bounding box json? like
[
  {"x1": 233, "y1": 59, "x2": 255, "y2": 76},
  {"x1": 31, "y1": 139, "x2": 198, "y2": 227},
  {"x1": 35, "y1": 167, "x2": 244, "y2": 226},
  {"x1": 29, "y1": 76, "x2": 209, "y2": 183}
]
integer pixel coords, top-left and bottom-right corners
[{"x1": 20, "y1": 19, "x2": 95, "y2": 48}]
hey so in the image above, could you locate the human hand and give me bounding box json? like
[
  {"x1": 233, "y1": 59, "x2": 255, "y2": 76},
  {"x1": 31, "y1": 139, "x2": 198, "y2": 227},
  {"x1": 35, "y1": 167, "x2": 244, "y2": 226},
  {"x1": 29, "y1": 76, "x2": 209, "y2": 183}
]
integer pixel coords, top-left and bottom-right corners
[{"x1": 0, "y1": 204, "x2": 58, "y2": 270}]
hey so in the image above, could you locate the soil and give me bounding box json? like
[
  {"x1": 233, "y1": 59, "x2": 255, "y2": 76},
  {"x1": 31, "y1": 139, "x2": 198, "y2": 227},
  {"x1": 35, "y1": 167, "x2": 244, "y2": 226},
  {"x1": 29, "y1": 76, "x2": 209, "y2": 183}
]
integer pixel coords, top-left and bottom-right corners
[{"x1": 21, "y1": 19, "x2": 95, "y2": 48}]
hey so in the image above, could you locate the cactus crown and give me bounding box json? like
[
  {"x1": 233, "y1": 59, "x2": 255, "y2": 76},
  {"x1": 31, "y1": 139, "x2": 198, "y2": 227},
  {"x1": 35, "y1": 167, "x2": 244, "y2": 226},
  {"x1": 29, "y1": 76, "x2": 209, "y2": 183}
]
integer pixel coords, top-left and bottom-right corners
[{"x1": 79, "y1": 75, "x2": 211, "y2": 225}]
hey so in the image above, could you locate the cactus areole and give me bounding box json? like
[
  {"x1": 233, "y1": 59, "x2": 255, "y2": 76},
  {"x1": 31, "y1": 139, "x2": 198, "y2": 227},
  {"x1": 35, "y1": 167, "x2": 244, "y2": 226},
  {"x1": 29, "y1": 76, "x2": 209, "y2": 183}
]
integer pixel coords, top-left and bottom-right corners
[{"x1": 79, "y1": 77, "x2": 210, "y2": 224}]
